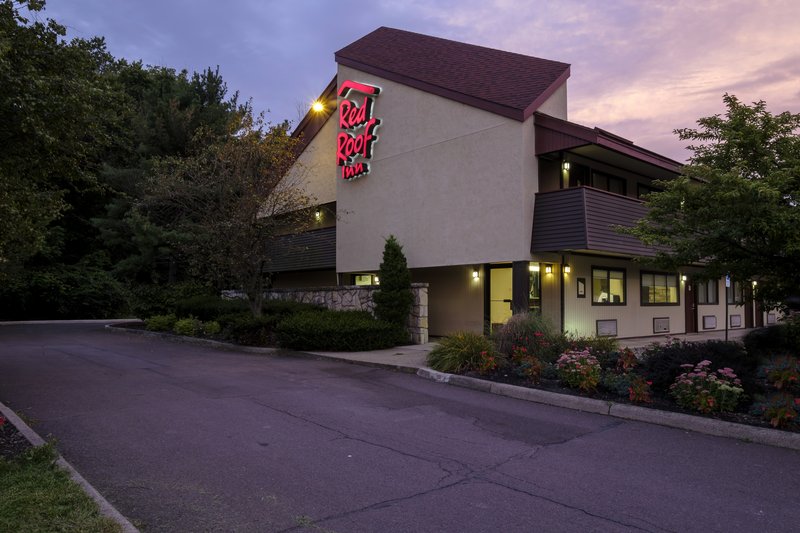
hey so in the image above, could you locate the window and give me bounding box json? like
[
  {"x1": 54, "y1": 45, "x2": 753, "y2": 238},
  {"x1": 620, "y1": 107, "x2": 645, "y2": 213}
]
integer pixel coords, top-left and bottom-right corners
[
  {"x1": 592, "y1": 172, "x2": 627, "y2": 196},
  {"x1": 697, "y1": 279, "x2": 719, "y2": 304},
  {"x1": 528, "y1": 263, "x2": 541, "y2": 313},
  {"x1": 637, "y1": 183, "x2": 661, "y2": 199},
  {"x1": 640, "y1": 272, "x2": 679, "y2": 305},
  {"x1": 592, "y1": 267, "x2": 626, "y2": 304},
  {"x1": 727, "y1": 280, "x2": 745, "y2": 304},
  {"x1": 354, "y1": 274, "x2": 378, "y2": 286}
]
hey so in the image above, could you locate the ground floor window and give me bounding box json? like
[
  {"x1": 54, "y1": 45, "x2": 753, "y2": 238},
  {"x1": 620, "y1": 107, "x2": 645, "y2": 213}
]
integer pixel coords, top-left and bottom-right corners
[
  {"x1": 353, "y1": 274, "x2": 379, "y2": 286},
  {"x1": 592, "y1": 267, "x2": 626, "y2": 304},
  {"x1": 727, "y1": 280, "x2": 745, "y2": 304},
  {"x1": 697, "y1": 279, "x2": 719, "y2": 304},
  {"x1": 641, "y1": 272, "x2": 679, "y2": 305}
]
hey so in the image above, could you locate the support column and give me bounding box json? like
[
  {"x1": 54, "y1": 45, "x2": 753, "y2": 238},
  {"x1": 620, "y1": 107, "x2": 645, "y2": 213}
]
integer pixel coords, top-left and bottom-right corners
[{"x1": 512, "y1": 261, "x2": 530, "y2": 315}]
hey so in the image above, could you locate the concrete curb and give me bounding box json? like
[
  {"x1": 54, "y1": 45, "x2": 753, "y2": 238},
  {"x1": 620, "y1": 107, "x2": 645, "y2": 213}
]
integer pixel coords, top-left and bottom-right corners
[
  {"x1": 0, "y1": 401, "x2": 139, "y2": 533},
  {"x1": 1, "y1": 319, "x2": 141, "y2": 326},
  {"x1": 415, "y1": 369, "x2": 800, "y2": 452}
]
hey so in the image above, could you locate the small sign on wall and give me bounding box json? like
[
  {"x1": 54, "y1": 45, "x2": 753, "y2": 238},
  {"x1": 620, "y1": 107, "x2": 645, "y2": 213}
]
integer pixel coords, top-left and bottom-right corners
[
  {"x1": 577, "y1": 278, "x2": 586, "y2": 298},
  {"x1": 702, "y1": 315, "x2": 717, "y2": 329},
  {"x1": 767, "y1": 313, "x2": 777, "y2": 324},
  {"x1": 729, "y1": 314, "x2": 742, "y2": 328},
  {"x1": 596, "y1": 319, "x2": 618, "y2": 337}
]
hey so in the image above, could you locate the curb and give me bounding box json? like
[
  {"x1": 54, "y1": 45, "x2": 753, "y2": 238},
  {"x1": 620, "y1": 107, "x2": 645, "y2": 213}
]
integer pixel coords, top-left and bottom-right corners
[
  {"x1": 0, "y1": 401, "x2": 139, "y2": 533},
  {"x1": 415, "y1": 368, "x2": 800, "y2": 452},
  {"x1": 1, "y1": 319, "x2": 140, "y2": 326}
]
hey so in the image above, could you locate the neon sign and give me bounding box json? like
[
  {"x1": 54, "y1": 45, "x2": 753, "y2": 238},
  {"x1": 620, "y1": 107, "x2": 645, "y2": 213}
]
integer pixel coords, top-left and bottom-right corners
[{"x1": 337, "y1": 80, "x2": 381, "y2": 181}]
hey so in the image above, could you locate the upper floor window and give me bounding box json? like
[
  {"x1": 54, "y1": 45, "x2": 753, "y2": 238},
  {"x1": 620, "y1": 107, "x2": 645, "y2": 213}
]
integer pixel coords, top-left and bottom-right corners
[
  {"x1": 592, "y1": 267, "x2": 626, "y2": 305},
  {"x1": 697, "y1": 279, "x2": 719, "y2": 305},
  {"x1": 727, "y1": 280, "x2": 745, "y2": 304},
  {"x1": 640, "y1": 272, "x2": 679, "y2": 305},
  {"x1": 567, "y1": 163, "x2": 627, "y2": 196}
]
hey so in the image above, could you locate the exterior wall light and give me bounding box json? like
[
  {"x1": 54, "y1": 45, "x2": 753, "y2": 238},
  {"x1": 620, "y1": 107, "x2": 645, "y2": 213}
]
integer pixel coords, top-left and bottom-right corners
[
  {"x1": 563, "y1": 161, "x2": 570, "y2": 171},
  {"x1": 314, "y1": 209, "x2": 322, "y2": 220},
  {"x1": 681, "y1": 275, "x2": 687, "y2": 282},
  {"x1": 564, "y1": 265, "x2": 571, "y2": 274},
  {"x1": 545, "y1": 265, "x2": 553, "y2": 274},
  {"x1": 529, "y1": 264, "x2": 540, "y2": 272},
  {"x1": 472, "y1": 269, "x2": 480, "y2": 281},
  {"x1": 311, "y1": 100, "x2": 325, "y2": 113},
  {"x1": 752, "y1": 280, "x2": 758, "y2": 286}
]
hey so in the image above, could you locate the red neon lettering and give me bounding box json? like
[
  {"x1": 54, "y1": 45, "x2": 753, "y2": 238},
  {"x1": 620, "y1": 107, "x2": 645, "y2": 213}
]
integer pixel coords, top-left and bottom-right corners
[
  {"x1": 336, "y1": 80, "x2": 381, "y2": 181},
  {"x1": 341, "y1": 162, "x2": 368, "y2": 180}
]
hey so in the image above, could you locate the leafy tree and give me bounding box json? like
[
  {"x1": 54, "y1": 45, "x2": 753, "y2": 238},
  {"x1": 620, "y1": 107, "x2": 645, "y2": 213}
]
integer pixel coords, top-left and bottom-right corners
[
  {"x1": 140, "y1": 114, "x2": 309, "y2": 317},
  {"x1": 0, "y1": 0, "x2": 126, "y2": 272},
  {"x1": 628, "y1": 94, "x2": 800, "y2": 307},
  {"x1": 373, "y1": 235, "x2": 414, "y2": 333}
]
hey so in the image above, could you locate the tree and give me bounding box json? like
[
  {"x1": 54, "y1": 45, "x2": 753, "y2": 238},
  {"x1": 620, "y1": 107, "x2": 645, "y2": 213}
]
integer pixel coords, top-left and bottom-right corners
[
  {"x1": 373, "y1": 235, "x2": 414, "y2": 334},
  {"x1": 140, "y1": 113, "x2": 310, "y2": 316},
  {"x1": 628, "y1": 94, "x2": 800, "y2": 307}
]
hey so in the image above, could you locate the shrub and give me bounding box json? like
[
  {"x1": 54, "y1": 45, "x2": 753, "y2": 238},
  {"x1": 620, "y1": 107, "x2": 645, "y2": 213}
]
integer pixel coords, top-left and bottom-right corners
[
  {"x1": 372, "y1": 235, "x2": 414, "y2": 330},
  {"x1": 556, "y1": 350, "x2": 601, "y2": 391},
  {"x1": 276, "y1": 310, "x2": 401, "y2": 351},
  {"x1": 174, "y1": 295, "x2": 248, "y2": 321},
  {"x1": 744, "y1": 316, "x2": 800, "y2": 359},
  {"x1": 569, "y1": 336, "x2": 619, "y2": 369},
  {"x1": 173, "y1": 317, "x2": 201, "y2": 336},
  {"x1": 218, "y1": 312, "x2": 278, "y2": 346},
  {"x1": 669, "y1": 360, "x2": 745, "y2": 413},
  {"x1": 0, "y1": 265, "x2": 127, "y2": 320},
  {"x1": 493, "y1": 313, "x2": 568, "y2": 364},
  {"x1": 640, "y1": 339, "x2": 759, "y2": 394},
  {"x1": 145, "y1": 313, "x2": 177, "y2": 332},
  {"x1": 262, "y1": 299, "x2": 324, "y2": 319},
  {"x1": 627, "y1": 375, "x2": 653, "y2": 404},
  {"x1": 427, "y1": 331, "x2": 498, "y2": 374},
  {"x1": 758, "y1": 355, "x2": 800, "y2": 391},
  {"x1": 127, "y1": 281, "x2": 213, "y2": 319},
  {"x1": 202, "y1": 320, "x2": 221, "y2": 337},
  {"x1": 751, "y1": 392, "x2": 800, "y2": 428}
]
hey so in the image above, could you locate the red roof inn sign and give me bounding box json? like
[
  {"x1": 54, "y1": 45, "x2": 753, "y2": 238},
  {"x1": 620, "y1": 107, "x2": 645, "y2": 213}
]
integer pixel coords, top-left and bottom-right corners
[{"x1": 337, "y1": 80, "x2": 381, "y2": 181}]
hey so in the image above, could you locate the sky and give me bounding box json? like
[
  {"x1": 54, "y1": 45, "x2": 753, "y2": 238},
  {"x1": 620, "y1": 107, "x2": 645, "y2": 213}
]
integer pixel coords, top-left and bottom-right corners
[{"x1": 41, "y1": 0, "x2": 800, "y2": 162}]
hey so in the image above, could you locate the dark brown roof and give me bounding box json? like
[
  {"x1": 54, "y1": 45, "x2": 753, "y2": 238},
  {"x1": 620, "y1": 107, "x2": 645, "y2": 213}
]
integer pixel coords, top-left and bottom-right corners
[{"x1": 335, "y1": 27, "x2": 570, "y2": 122}]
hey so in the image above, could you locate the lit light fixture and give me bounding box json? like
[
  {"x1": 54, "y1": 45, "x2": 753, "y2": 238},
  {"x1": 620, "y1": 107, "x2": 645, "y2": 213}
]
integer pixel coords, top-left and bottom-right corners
[
  {"x1": 564, "y1": 265, "x2": 571, "y2": 274},
  {"x1": 752, "y1": 280, "x2": 758, "y2": 286},
  {"x1": 311, "y1": 100, "x2": 325, "y2": 113},
  {"x1": 529, "y1": 264, "x2": 540, "y2": 272},
  {"x1": 472, "y1": 269, "x2": 480, "y2": 280},
  {"x1": 374, "y1": 276, "x2": 380, "y2": 285},
  {"x1": 681, "y1": 275, "x2": 687, "y2": 282},
  {"x1": 562, "y1": 161, "x2": 570, "y2": 171},
  {"x1": 314, "y1": 209, "x2": 321, "y2": 220},
  {"x1": 545, "y1": 264, "x2": 553, "y2": 274}
]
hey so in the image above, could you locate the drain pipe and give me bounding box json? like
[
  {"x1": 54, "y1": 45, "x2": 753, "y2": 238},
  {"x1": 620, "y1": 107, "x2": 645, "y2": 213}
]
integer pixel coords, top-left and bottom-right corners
[{"x1": 560, "y1": 254, "x2": 566, "y2": 334}]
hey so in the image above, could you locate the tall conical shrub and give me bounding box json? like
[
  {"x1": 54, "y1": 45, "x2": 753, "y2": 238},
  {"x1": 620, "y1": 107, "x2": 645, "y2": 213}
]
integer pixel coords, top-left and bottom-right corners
[{"x1": 373, "y1": 235, "x2": 414, "y2": 334}]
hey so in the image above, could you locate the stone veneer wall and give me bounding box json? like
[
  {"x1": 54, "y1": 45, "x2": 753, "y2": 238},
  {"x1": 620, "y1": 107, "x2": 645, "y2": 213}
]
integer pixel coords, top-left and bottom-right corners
[{"x1": 264, "y1": 283, "x2": 429, "y2": 344}]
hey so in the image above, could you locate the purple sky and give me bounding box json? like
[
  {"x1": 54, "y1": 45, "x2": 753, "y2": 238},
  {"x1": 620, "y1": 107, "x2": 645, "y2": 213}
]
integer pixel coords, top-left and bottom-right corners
[{"x1": 43, "y1": 0, "x2": 800, "y2": 162}]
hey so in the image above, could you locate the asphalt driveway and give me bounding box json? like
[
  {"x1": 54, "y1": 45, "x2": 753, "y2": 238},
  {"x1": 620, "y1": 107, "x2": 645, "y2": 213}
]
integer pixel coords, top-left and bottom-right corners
[{"x1": 0, "y1": 323, "x2": 798, "y2": 532}]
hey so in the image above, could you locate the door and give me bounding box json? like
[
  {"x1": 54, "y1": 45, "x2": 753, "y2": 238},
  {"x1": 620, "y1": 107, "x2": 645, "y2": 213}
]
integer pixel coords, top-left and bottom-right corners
[
  {"x1": 684, "y1": 282, "x2": 697, "y2": 333},
  {"x1": 490, "y1": 266, "x2": 513, "y2": 329}
]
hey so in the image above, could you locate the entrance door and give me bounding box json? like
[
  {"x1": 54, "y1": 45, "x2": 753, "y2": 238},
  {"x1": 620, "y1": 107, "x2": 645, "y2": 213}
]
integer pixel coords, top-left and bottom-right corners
[
  {"x1": 684, "y1": 282, "x2": 698, "y2": 333},
  {"x1": 490, "y1": 266, "x2": 513, "y2": 329}
]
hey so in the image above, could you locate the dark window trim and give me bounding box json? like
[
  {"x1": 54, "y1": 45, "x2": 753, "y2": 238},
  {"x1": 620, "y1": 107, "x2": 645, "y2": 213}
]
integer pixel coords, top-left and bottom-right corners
[
  {"x1": 591, "y1": 265, "x2": 627, "y2": 306},
  {"x1": 640, "y1": 270, "x2": 680, "y2": 306},
  {"x1": 697, "y1": 278, "x2": 719, "y2": 305}
]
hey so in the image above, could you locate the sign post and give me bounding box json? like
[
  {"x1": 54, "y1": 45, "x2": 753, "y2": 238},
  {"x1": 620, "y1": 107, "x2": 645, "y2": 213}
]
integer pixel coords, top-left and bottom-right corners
[{"x1": 725, "y1": 274, "x2": 730, "y2": 342}]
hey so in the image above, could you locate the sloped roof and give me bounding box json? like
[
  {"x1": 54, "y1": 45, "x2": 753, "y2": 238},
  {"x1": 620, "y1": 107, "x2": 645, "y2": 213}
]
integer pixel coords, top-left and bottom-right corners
[{"x1": 335, "y1": 27, "x2": 570, "y2": 122}]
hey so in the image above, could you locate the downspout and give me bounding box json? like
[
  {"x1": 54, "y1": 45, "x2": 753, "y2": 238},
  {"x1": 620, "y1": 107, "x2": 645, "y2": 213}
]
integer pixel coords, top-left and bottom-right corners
[{"x1": 560, "y1": 254, "x2": 566, "y2": 334}]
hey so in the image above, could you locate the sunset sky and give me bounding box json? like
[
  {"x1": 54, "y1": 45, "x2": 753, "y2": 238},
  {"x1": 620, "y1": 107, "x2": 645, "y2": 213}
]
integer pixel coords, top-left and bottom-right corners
[{"x1": 44, "y1": 0, "x2": 800, "y2": 162}]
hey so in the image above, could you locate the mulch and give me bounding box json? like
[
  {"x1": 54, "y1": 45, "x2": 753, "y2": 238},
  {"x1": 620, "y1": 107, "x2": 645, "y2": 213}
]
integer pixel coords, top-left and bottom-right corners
[{"x1": 0, "y1": 416, "x2": 33, "y2": 460}]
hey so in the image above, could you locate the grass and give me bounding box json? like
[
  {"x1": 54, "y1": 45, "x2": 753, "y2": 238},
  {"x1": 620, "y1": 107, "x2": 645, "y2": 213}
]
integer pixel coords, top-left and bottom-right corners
[{"x1": 0, "y1": 443, "x2": 122, "y2": 533}]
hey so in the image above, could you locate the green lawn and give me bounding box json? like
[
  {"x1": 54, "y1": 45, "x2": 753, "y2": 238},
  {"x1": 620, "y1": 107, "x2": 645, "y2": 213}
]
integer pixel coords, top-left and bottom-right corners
[{"x1": 0, "y1": 443, "x2": 122, "y2": 533}]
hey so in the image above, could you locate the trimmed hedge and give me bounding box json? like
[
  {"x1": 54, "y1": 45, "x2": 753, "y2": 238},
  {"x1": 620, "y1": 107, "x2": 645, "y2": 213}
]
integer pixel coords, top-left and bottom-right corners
[
  {"x1": 174, "y1": 295, "x2": 248, "y2": 321},
  {"x1": 217, "y1": 312, "x2": 279, "y2": 346},
  {"x1": 276, "y1": 310, "x2": 401, "y2": 351}
]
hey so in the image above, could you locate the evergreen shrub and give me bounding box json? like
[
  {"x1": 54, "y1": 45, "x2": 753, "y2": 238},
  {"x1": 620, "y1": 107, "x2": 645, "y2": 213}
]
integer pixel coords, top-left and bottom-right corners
[
  {"x1": 372, "y1": 235, "x2": 413, "y2": 338},
  {"x1": 276, "y1": 310, "x2": 400, "y2": 351}
]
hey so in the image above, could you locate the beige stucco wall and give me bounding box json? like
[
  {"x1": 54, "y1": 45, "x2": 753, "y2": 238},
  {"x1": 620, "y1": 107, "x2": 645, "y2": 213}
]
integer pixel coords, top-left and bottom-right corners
[
  {"x1": 536, "y1": 84, "x2": 568, "y2": 120},
  {"x1": 412, "y1": 265, "x2": 484, "y2": 336},
  {"x1": 335, "y1": 65, "x2": 566, "y2": 273},
  {"x1": 285, "y1": 116, "x2": 338, "y2": 205}
]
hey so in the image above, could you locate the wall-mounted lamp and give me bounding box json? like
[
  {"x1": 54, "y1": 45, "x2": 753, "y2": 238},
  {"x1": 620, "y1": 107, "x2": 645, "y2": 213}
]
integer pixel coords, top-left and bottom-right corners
[
  {"x1": 752, "y1": 280, "x2": 758, "y2": 286},
  {"x1": 545, "y1": 264, "x2": 553, "y2": 274},
  {"x1": 374, "y1": 276, "x2": 380, "y2": 285},
  {"x1": 564, "y1": 265, "x2": 571, "y2": 274},
  {"x1": 529, "y1": 264, "x2": 540, "y2": 272},
  {"x1": 311, "y1": 100, "x2": 325, "y2": 113},
  {"x1": 562, "y1": 161, "x2": 570, "y2": 171},
  {"x1": 314, "y1": 209, "x2": 322, "y2": 220},
  {"x1": 681, "y1": 275, "x2": 687, "y2": 282},
  {"x1": 472, "y1": 269, "x2": 480, "y2": 281}
]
